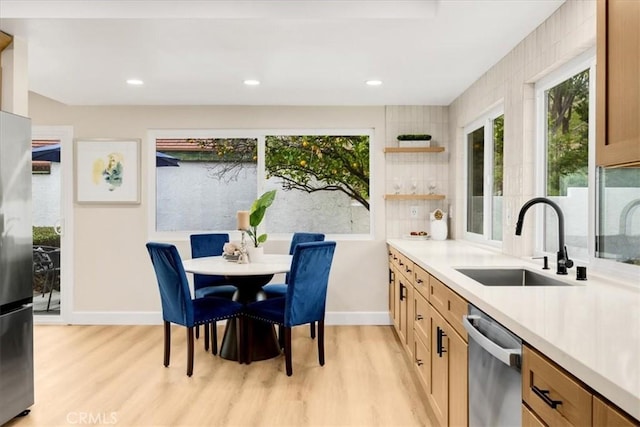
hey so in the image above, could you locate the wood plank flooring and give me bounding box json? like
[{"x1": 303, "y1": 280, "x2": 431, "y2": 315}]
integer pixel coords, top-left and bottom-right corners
[{"x1": 6, "y1": 324, "x2": 434, "y2": 427}]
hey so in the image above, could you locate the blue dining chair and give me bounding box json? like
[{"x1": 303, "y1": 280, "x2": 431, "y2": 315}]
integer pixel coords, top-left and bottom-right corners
[
  {"x1": 263, "y1": 232, "x2": 325, "y2": 340},
  {"x1": 244, "y1": 241, "x2": 336, "y2": 376},
  {"x1": 146, "y1": 242, "x2": 243, "y2": 376},
  {"x1": 190, "y1": 233, "x2": 238, "y2": 353}
]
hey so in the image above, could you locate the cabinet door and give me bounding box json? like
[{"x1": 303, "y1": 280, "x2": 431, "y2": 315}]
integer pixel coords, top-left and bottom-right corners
[
  {"x1": 448, "y1": 326, "x2": 468, "y2": 427},
  {"x1": 388, "y1": 265, "x2": 395, "y2": 319},
  {"x1": 429, "y1": 309, "x2": 449, "y2": 427},
  {"x1": 392, "y1": 267, "x2": 401, "y2": 332},
  {"x1": 522, "y1": 405, "x2": 546, "y2": 427},
  {"x1": 596, "y1": 0, "x2": 640, "y2": 166},
  {"x1": 593, "y1": 395, "x2": 638, "y2": 427}
]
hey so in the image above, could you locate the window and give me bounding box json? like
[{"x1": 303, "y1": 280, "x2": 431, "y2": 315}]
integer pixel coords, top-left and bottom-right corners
[
  {"x1": 536, "y1": 57, "x2": 593, "y2": 262},
  {"x1": 150, "y1": 130, "x2": 371, "y2": 237},
  {"x1": 464, "y1": 108, "x2": 504, "y2": 244}
]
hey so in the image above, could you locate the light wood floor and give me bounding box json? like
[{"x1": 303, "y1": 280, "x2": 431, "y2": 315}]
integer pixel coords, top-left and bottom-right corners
[{"x1": 6, "y1": 324, "x2": 434, "y2": 427}]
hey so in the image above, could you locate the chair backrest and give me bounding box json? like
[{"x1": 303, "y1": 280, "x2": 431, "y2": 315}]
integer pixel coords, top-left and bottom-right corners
[
  {"x1": 289, "y1": 232, "x2": 325, "y2": 255},
  {"x1": 189, "y1": 233, "x2": 229, "y2": 289},
  {"x1": 286, "y1": 233, "x2": 325, "y2": 283},
  {"x1": 146, "y1": 242, "x2": 194, "y2": 327},
  {"x1": 285, "y1": 241, "x2": 336, "y2": 327}
]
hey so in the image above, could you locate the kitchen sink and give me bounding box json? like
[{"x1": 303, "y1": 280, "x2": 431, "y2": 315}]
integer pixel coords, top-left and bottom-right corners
[{"x1": 455, "y1": 268, "x2": 572, "y2": 287}]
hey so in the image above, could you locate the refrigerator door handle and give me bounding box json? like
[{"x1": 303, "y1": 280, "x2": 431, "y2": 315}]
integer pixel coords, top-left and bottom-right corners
[{"x1": 463, "y1": 314, "x2": 521, "y2": 367}]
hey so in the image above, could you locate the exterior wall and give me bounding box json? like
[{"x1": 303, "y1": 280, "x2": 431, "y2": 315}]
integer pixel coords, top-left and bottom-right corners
[
  {"x1": 447, "y1": 0, "x2": 596, "y2": 258},
  {"x1": 29, "y1": 94, "x2": 389, "y2": 324}
]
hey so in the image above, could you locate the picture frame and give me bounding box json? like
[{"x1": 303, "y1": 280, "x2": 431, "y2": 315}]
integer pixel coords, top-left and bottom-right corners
[{"x1": 75, "y1": 138, "x2": 141, "y2": 204}]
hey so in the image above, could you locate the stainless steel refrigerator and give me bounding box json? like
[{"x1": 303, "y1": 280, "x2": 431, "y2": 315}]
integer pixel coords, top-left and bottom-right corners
[{"x1": 0, "y1": 111, "x2": 34, "y2": 425}]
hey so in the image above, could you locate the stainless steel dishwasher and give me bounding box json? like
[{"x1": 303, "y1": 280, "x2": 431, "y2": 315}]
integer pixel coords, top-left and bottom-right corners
[{"x1": 463, "y1": 304, "x2": 522, "y2": 426}]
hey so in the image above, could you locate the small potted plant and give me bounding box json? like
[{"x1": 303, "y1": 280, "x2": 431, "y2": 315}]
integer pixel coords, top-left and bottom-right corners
[
  {"x1": 397, "y1": 134, "x2": 432, "y2": 148},
  {"x1": 247, "y1": 189, "x2": 277, "y2": 249}
]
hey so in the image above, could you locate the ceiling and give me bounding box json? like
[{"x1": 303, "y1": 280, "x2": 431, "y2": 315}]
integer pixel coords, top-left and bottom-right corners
[{"x1": 0, "y1": 0, "x2": 565, "y2": 106}]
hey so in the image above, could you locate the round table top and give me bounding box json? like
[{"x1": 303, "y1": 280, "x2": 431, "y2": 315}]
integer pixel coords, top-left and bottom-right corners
[{"x1": 182, "y1": 254, "x2": 292, "y2": 276}]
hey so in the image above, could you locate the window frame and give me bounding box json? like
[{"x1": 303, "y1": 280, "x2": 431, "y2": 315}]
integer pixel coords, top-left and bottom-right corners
[
  {"x1": 147, "y1": 128, "x2": 374, "y2": 242},
  {"x1": 463, "y1": 104, "x2": 505, "y2": 247},
  {"x1": 534, "y1": 49, "x2": 595, "y2": 264}
]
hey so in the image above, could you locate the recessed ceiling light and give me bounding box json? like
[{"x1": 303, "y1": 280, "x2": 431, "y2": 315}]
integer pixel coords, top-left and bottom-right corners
[
  {"x1": 366, "y1": 80, "x2": 382, "y2": 86},
  {"x1": 243, "y1": 79, "x2": 261, "y2": 86},
  {"x1": 126, "y1": 79, "x2": 144, "y2": 86}
]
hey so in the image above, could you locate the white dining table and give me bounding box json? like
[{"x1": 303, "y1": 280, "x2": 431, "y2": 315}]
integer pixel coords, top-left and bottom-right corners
[{"x1": 182, "y1": 254, "x2": 293, "y2": 362}]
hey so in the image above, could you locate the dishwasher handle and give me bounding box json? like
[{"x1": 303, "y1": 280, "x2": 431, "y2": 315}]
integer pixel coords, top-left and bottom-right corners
[{"x1": 463, "y1": 314, "x2": 521, "y2": 367}]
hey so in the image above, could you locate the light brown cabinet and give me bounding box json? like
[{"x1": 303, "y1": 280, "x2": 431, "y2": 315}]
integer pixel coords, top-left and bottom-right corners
[
  {"x1": 593, "y1": 395, "x2": 639, "y2": 427},
  {"x1": 387, "y1": 246, "x2": 469, "y2": 427},
  {"x1": 596, "y1": 0, "x2": 640, "y2": 166}
]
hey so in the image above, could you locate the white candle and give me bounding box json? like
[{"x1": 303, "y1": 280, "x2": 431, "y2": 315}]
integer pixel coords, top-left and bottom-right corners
[{"x1": 237, "y1": 210, "x2": 250, "y2": 230}]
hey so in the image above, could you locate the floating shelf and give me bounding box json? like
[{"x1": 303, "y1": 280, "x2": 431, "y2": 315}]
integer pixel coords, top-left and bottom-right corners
[
  {"x1": 384, "y1": 194, "x2": 446, "y2": 200},
  {"x1": 384, "y1": 147, "x2": 445, "y2": 153}
]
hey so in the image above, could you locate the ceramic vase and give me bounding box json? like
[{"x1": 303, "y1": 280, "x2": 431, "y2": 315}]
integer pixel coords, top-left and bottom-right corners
[
  {"x1": 246, "y1": 246, "x2": 264, "y2": 262},
  {"x1": 430, "y1": 209, "x2": 448, "y2": 241}
]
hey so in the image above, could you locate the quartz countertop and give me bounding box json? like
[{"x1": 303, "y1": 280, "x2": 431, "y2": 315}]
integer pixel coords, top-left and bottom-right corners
[{"x1": 387, "y1": 239, "x2": 640, "y2": 421}]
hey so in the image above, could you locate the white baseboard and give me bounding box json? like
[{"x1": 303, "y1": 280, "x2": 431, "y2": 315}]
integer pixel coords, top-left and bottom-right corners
[{"x1": 36, "y1": 311, "x2": 392, "y2": 326}]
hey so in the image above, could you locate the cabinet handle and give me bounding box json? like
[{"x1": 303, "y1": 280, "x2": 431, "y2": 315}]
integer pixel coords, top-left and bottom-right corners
[
  {"x1": 416, "y1": 314, "x2": 423, "y2": 320},
  {"x1": 399, "y1": 283, "x2": 405, "y2": 301},
  {"x1": 416, "y1": 359, "x2": 424, "y2": 367},
  {"x1": 405, "y1": 266, "x2": 412, "y2": 274},
  {"x1": 416, "y1": 278, "x2": 424, "y2": 284},
  {"x1": 399, "y1": 260, "x2": 404, "y2": 266},
  {"x1": 437, "y1": 327, "x2": 447, "y2": 357},
  {"x1": 389, "y1": 270, "x2": 395, "y2": 283},
  {"x1": 531, "y1": 386, "x2": 562, "y2": 409}
]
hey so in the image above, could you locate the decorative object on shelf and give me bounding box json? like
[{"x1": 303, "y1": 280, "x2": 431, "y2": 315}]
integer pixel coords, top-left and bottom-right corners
[
  {"x1": 397, "y1": 134, "x2": 432, "y2": 148},
  {"x1": 430, "y1": 208, "x2": 448, "y2": 240},
  {"x1": 428, "y1": 180, "x2": 437, "y2": 195},
  {"x1": 246, "y1": 190, "x2": 277, "y2": 249},
  {"x1": 235, "y1": 212, "x2": 250, "y2": 263},
  {"x1": 393, "y1": 177, "x2": 403, "y2": 194},
  {"x1": 409, "y1": 177, "x2": 418, "y2": 194}
]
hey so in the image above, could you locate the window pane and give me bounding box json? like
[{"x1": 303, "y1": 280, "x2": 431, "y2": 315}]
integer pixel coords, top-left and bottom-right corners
[
  {"x1": 264, "y1": 135, "x2": 370, "y2": 234},
  {"x1": 544, "y1": 69, "x2": 589, "y2": 258},
  {"x1": 492, "y1": 115, "x2": 504, "y2": 241},
  {"x1": 597, "y1": 167, "x2": 640, "y2": 265},
  {"x1": 467, "y1": 127, "x2": 484, "y2": 234},
  {"x1": 155, "y1": 138, "x2": 258, "y2": 231}
]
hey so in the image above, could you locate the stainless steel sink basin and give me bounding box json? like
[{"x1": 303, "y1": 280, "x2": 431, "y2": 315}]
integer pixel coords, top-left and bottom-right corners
[{"x1": 455, "y1": 268, "x2": 572, "y2": 286}]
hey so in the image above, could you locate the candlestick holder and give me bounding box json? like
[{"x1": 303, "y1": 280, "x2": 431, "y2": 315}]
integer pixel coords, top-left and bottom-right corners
[{"x1": 237, "y1": 230, "x2": 249, "y2": 264}]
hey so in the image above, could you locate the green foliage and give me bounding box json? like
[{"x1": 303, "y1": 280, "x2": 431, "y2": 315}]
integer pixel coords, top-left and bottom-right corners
[
  {"x1": 397, "y1": 134, "x2": 432, "y2": 141},
  {"x1": 493, "y1": 115, "x2": 504, "y2": 196},
  {"x1": 247, "y1": 190, "x2": 277, "y2": 247},
  {"x1": 33, "y1": 226, "x2": 60, "y2": 247},
  {"x1": 265, "y1": 135, "x2": 370, "y2": 210},
  {"x1": 546, "y1": 69, "x2": 589, "y2": 196}
]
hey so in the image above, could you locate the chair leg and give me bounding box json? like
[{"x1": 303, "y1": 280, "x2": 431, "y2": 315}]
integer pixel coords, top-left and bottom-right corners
[
  {"x1": 163, "y1": 321, "x2": 171, "y2": 367},
  {"x1": 187, "y1": 327, "x2": 194, "y2": 377},
  {"x1": 195, "y1": 324, "x2": 200, "y2": 339},
  {"x1": 284, "y1": 326, "x2": 293, "y2": 376},
  {"x1": 204, "y1": 323, "x2": 210, "y2": 351},
  {"x1": 310, "y1": 321, "x2": 316, "y2": 339},
  {"x1": 211, "y1": 322, "x2": 218, "y2": 355},
  {"x1": 318, "y1": 320, "x2": 325, "y2": 366}
]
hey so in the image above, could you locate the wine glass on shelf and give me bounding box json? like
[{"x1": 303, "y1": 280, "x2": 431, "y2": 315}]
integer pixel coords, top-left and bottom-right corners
[
  {"x1": 428, "y1": 181, "x2": 437, "y2": 195},
  {"x1": 393, "y1": 177, "x2": 403, "y2": 195},
  {"x1": 409, "y1": 177, "x2": 418, "y2": 195}
]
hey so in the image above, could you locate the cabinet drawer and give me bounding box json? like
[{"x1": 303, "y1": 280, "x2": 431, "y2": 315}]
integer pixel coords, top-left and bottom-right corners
[
  {"x1": 396, "y1": 252, "x2": 414, "y2": 282},
  {"x1": 413, "y1": 264, "x2": 430, "y2": 300},
  {"x1": 522, "y1": 404, "x2": 546, "y2": 427},
  {"x1": 593, "y1": 395, "x2": 639, "y2": 427},
  {"x1": 413, "y1": 291, "x2": 430, "y2": 341},
  {"x1": 429, "y1": 275, "x2": 468, "y2": 341},
  {"x1": 522, "y1": 346, "x2": 592, "y2": 427}
]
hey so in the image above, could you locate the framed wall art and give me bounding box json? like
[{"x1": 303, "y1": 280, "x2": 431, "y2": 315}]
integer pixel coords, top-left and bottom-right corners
[{"x1": 75, "y1": 138, "x2": 141, "y2": 204}]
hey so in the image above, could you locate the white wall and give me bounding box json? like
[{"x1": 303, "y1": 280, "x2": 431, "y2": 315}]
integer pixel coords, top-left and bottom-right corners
[
  {"x1": 447, "y1": 0, "x2": 596, "y2": 258},
  {"x1": 28, "y1": 95, "x2": 389, "y2": 324}
]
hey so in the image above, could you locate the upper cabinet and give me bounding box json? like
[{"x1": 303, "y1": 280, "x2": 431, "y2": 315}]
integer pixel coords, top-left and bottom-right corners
[{"x1": 596, "y1": 0, "x2": 640, "y2": 166}]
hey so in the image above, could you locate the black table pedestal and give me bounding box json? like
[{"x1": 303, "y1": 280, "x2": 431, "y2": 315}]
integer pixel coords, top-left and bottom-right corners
[{"x1": 219, "y1": 274, "x2": 282, "y2": 362}]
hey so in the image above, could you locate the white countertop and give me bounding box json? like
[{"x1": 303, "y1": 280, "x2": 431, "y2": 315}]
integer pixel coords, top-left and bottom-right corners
[{"x1": 387, "y1": 239, "x2": 640, "y2": 421}]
